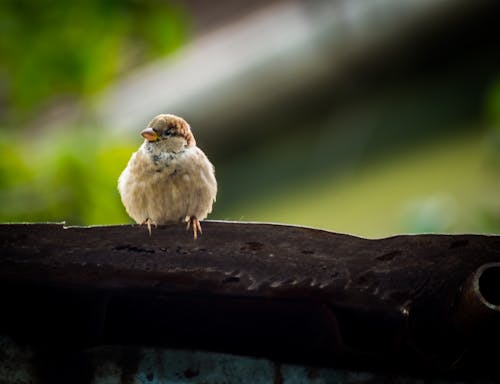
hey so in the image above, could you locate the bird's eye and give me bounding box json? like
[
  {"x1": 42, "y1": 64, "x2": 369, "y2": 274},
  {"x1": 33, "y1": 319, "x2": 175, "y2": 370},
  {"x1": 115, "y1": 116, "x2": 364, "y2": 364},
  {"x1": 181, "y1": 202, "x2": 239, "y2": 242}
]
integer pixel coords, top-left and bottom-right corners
[{"x1": 165, "y1": 129, "x2": 172, "y2": 136}]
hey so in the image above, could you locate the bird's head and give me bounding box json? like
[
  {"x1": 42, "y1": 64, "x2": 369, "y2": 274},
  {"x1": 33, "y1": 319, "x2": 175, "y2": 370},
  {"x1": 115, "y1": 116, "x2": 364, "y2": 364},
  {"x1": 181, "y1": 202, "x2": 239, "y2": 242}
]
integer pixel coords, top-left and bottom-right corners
[{"x1": 141, "y1": 114, "x2": 196, "y2": 151}]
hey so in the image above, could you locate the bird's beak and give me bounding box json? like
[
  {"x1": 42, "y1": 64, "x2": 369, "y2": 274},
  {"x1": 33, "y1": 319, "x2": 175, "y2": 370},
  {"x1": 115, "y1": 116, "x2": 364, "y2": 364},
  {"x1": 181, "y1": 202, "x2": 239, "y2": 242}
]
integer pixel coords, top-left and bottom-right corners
[{"x1": 141, "y1": 127, "x2": 159, "y2": 142}]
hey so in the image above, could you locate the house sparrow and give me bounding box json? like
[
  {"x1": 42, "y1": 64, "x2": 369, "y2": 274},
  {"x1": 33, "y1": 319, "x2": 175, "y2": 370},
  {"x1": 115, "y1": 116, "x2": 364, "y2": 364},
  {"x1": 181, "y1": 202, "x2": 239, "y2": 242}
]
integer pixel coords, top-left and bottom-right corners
[{"x1": 118, "y1": 114, "x2": 217, "y2": 239}]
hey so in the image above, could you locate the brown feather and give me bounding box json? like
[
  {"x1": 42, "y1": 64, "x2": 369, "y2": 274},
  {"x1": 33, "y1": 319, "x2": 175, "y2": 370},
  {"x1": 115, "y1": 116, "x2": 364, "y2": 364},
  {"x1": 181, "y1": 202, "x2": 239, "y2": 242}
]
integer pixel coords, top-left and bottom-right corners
[{"x1": 148, "y1": 114, "x2": 196, "y2": 147}]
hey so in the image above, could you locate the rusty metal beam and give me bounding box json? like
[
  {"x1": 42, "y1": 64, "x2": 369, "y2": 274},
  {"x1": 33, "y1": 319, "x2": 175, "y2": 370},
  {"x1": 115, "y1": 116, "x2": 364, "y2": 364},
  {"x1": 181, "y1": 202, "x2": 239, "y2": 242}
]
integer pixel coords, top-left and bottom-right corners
[{"x1": 1, "y1": 222, "x2": 499, "y2": 380}]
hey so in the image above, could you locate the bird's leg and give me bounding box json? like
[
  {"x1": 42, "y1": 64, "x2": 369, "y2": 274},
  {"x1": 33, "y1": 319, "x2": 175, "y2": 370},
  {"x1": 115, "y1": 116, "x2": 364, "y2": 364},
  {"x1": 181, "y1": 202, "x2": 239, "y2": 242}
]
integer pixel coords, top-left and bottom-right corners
[
  {"x1": 186, "y1": 216, "x2": 202, "y2": 240},
  {"x1": 141, "y1": 218, "x2": 156, "y2": 236},
  {"x1": 195, "y1": 218, "x2": 202, "y2": 236}
]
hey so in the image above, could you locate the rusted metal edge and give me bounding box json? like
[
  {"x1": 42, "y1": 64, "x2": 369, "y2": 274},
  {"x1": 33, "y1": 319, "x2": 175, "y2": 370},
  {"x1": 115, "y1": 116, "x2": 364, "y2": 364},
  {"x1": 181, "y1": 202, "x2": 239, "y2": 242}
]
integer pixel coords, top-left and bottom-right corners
[{"x1": 1, "y1": 222, "x2": 499, "y2": 377}]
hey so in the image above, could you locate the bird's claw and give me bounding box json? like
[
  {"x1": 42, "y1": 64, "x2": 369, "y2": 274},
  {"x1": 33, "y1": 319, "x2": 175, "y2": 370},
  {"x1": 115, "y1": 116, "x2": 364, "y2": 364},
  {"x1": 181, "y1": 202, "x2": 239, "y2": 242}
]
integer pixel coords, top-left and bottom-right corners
[{"x1": 186, "y1": 216, "x2": 202, "y2": 240}]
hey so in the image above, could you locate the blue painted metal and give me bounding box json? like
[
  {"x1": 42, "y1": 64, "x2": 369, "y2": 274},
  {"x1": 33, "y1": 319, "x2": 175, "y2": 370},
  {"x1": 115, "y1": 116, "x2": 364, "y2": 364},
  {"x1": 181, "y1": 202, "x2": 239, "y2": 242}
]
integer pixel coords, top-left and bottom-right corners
[{"x1": 1, "y1": 335, "x2": 491, "y2": 384}]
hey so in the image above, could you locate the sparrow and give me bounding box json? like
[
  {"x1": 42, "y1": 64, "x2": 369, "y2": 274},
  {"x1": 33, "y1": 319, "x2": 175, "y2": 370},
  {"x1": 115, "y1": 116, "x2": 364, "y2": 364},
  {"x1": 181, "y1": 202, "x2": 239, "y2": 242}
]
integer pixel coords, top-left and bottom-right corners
[{"x1": 118, "y1": 114, "x2": 217, "y2": 239}]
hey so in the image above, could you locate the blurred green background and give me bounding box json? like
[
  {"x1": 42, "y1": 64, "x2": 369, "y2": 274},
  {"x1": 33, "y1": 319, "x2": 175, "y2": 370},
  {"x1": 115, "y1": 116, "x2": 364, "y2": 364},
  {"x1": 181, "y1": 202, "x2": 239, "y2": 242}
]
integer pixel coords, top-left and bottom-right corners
[{"x1": 0, "y1": 0, "x2": 499, "y2": 238}]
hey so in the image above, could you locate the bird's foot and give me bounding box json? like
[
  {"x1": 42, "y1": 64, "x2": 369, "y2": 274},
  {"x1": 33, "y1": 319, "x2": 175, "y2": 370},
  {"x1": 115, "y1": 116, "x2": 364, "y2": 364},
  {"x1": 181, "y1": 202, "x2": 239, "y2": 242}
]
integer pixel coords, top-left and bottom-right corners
[
  {"x1": 185, "y1": 216, "x2": 202, "y2": 240},
  {"x1": 141, "y1": 218, "x2": 157, "y2": 236}
]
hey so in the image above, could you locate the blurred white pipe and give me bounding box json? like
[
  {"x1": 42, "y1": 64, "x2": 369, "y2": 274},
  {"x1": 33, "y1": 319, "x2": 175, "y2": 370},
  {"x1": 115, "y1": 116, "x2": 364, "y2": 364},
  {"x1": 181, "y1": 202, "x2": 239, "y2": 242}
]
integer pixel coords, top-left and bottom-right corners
[{"x1": 96, "y1": 0, "x2": 471, "y2": 135}]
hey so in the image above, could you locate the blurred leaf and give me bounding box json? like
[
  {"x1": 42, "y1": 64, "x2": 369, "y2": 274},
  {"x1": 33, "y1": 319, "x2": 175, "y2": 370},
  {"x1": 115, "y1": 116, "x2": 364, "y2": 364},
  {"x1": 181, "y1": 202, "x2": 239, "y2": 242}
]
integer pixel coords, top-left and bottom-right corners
[
  {"x1": 0, "y1": 0, "x2": 188, "y2": 118},
  {"x1": 0, "y1": 126, "x2": 137, "y2": 225}
]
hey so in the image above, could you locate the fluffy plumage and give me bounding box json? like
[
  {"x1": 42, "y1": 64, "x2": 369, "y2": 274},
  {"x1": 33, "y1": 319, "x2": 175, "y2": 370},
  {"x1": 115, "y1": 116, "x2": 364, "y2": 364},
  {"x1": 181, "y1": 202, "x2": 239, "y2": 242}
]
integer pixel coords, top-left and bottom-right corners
[{"x1": 118, "y1": 114, "x2": 217, "y2": 239}]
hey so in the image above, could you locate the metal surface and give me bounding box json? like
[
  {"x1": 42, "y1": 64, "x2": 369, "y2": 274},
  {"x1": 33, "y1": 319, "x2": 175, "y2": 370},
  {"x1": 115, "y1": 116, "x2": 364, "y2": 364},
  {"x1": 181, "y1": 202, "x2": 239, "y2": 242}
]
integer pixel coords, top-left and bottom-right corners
[
  {"x1": 1, "y1": 222, "x2": 500, "y2": 381},
  {"x1": 453, "y1": 262, "x2": 500, "y2": 337}
]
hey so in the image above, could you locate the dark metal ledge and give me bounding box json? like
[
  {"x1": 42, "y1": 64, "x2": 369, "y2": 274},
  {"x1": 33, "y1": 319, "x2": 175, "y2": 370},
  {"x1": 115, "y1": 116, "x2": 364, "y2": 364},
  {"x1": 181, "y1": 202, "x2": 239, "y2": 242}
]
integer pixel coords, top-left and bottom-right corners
[{"x1": 1, "y1": 222, "x2": 499, "y2": 380}]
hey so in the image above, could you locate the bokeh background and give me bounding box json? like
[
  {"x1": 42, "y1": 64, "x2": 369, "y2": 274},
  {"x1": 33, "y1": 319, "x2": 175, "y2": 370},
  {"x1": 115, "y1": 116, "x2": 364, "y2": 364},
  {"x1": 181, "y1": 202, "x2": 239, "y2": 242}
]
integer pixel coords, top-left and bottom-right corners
[{"x1": 0, "y1": 0, "x2": 499, "y2": 238}]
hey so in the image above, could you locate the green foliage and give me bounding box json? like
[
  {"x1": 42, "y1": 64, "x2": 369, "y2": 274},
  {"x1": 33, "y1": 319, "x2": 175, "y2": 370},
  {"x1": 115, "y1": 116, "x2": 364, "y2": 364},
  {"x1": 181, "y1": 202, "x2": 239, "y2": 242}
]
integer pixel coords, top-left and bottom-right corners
[
  {"x1": 0, "y1": 127, "x2": 137, "y2": 225},
  {"x1": 0, "y1": 0, "x2": 187, "y2": 119}
]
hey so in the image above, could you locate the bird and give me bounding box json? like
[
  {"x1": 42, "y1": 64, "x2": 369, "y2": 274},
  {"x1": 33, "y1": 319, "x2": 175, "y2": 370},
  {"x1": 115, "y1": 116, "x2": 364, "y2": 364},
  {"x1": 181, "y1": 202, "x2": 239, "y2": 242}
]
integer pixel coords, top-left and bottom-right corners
[{"x1": 118, "y1": 114, "x2": 217, "y2": 239}]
